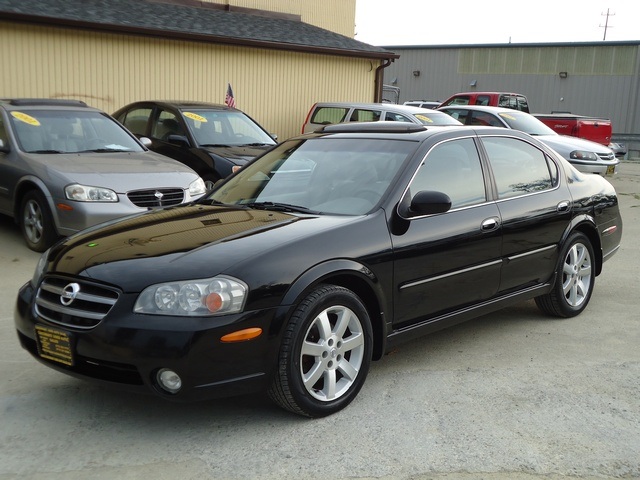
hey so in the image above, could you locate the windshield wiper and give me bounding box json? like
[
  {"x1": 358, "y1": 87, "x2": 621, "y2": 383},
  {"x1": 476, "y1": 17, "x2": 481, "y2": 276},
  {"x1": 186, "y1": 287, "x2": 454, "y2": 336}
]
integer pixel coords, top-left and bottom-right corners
[
  {"x1": 200, "y1": 143, "x2": 232, "y2": 148},
  {"x1": 30, "y1": 149, "x2": 64, "y2": 154},
  {"x1": 241, "y1": 142, "x2": 274, "y2": 147},
  {"x1": 243, "y1": 201, "x2": 316, "y2": 214},
  {"x1": 77, "y1": 148, "x2": 131, "y2": 153}
]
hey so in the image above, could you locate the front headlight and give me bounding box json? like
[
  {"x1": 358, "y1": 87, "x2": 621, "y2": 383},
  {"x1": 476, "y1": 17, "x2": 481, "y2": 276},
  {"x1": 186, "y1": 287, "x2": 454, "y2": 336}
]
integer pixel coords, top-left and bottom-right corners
[
  {"x1": 570, "y1": 150, "x2": 598, "y2": 161},
  {"x1": 188, "y1": 177, "x2": 206, "y2": 196},
  {"x1": 134, "y1": 275, "x2": 247, "y2": 316},
  {"x1": 65, "y1": 184, "x2": 118, "y2": 202},
  {"x1": 31, "y1": 249, "x2": 50, "y2": 288}
]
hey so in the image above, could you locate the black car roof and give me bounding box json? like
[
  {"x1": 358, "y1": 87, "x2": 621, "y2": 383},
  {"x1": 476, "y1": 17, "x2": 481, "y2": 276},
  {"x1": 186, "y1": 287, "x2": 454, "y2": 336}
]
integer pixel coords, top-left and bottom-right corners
[{"x1": 0, "y1": 98, "x2": 96, "y2": 110}]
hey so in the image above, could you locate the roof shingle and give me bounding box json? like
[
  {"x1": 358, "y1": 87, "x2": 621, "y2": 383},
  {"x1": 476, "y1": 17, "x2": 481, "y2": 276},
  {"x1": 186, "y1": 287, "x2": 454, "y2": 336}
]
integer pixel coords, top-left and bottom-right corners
[{"x1": 0, "y1": 0, "x2": 397, "y2": 59}]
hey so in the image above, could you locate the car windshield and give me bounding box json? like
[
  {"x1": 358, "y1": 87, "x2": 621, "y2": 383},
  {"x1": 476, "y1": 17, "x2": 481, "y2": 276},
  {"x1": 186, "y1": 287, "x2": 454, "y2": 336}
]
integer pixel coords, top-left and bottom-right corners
[
  {"x1": 207, "y1": 137, "x2": 416, "y2": 215},
  {"x1": 412, "y1": 112, "x2": 462, "y2": 126},
  {"x1": 497, "y1": 111, "x2": 557, "y2": 136},
  {"x1": 9, "y1": 110, "x2": 144, "y2": 154},
  {"x1": 181, "y1": 109, "x2": 277, "y2": 147}
]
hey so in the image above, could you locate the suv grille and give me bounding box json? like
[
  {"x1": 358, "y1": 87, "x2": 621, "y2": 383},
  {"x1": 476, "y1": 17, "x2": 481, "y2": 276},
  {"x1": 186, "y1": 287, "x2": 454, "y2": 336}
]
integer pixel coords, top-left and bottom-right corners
[
  {"x1": 35, "y1": 276, "x2": 120, "y2": 329},
  {"x1": 127, "y1": 188, "x2": 185, "y2": 208}
]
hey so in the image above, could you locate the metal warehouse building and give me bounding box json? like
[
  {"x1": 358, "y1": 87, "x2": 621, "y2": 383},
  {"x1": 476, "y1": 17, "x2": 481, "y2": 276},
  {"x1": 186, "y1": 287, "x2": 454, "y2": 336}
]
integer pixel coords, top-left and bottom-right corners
[
  {"x1": 0, "y1": 0, "x2": 397, "y2": 141},
  {"x1": 382, "y1": 42, "x2": 640, "y2": 158}
]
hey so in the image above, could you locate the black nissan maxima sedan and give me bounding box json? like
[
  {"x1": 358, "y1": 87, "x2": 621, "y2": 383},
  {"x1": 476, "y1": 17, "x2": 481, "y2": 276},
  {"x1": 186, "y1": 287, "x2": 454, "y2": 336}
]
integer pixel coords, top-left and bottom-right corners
[{"x1": 15, "y1": 122, "x2": 623, "y2": 417}]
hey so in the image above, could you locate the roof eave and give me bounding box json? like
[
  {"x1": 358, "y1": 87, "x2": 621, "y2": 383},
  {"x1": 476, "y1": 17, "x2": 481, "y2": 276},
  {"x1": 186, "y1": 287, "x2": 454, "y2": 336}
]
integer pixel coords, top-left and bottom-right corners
[{"x1": 1, "y1": 12, "x2": 399, "y2": 60}]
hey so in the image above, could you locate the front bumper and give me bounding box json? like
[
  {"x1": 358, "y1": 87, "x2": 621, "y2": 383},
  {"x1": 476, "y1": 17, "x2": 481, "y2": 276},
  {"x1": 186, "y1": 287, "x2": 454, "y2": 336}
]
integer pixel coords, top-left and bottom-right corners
[
  {"x1": 568, "y1": 159, "x2": 620, "y2": 176},
  {"x1": 14, "y1": 281, "x2": 280, "y2": 401}
]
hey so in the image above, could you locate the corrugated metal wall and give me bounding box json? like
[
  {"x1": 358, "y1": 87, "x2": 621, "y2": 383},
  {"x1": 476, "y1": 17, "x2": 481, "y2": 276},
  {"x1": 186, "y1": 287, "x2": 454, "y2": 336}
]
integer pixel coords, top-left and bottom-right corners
[
  {"x1": 1, "y1": 21, "x2": 376, "y2": 140},
  {"x1": 383, "y1": 44, "x2": 640, "y2": 140}
]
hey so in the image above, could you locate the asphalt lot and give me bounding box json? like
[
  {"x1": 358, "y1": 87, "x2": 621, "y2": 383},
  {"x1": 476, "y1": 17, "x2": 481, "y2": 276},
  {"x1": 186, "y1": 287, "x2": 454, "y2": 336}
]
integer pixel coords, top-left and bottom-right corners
[{"x1": 0, "y1": 163, "x2": 638, "y2": 480}]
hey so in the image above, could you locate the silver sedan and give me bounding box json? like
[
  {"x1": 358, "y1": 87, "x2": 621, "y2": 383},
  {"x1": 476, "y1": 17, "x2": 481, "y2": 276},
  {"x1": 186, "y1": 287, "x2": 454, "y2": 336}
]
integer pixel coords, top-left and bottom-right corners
[
  {"x1": 438, "y1": 105, "x2": 619, "y2": 176},
  {"x1": 0, "y1": 99, "x2": 206, "y2": 251}
]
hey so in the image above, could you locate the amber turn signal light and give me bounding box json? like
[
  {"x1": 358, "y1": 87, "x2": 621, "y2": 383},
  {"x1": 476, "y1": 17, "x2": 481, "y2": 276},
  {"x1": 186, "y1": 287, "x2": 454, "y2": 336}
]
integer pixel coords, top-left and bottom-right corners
[{"x1": 220, "y1": 327, "x2": 262, "y2": 343}]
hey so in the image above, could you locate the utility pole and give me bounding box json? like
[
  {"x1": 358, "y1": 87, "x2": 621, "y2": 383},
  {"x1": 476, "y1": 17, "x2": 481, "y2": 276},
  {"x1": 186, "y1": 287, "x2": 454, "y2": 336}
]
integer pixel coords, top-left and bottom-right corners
[{"x1": 600, "y1": 8, "x2": 614, "y2": 40}]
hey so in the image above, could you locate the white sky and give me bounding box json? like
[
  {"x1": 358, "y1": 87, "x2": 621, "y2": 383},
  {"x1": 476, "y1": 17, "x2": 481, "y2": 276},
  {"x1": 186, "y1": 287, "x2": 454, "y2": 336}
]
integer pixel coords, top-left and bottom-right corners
[{"x1": 354, "y1": 0, "x2": 640, "y2": 46}]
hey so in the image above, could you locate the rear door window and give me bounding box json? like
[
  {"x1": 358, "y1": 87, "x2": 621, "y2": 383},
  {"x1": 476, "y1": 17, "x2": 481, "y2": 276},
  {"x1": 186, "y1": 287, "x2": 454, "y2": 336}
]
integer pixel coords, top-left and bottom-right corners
[
  {"x1": 481, "y1": 136, "x2": 554, "y2": 199},
  {"x1": 310, "y1": 107, "x2": 349, "y2": 125},
  {"x1": 350, "y1": 109, "x2": 381, "y2": 122}
]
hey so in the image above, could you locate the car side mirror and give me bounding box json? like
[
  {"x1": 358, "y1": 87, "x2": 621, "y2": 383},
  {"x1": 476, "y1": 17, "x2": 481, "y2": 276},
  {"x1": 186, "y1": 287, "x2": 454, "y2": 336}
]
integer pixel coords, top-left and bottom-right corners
[
  {"x1": 407, "y1": 190, "x2": 452, "y2": 217},
  {"x1": 0, "y1": 138, "x2": 9, "y2": 153},
  {"x1": 166, "y1": 134, "x2": 190, "y2": 147},
  {"x1": 139, "y1": 136, "x2": 152, "y2": 148}
]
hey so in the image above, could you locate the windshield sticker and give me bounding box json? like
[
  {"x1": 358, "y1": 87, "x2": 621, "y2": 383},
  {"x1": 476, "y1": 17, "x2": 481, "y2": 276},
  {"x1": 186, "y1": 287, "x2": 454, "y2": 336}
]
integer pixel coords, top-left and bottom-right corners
[
  {"x1": 11, "y1": 111, "x2": 41, "y2": 126},
  {"x1": 415, "y1": 115, "x2": 433, "y2": 123},
  {"x1": 183, "y1": 112, "x2": 207, "y2": 123},
  {"x1": 499, "y1": 113, "x2": 516, "y2": 121}
]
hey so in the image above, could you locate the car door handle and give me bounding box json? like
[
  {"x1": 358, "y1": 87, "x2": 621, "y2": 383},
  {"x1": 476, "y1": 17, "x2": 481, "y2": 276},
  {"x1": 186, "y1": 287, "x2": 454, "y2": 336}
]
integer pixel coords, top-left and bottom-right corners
[
  {"x1": 481, "y1": 217, "x2": 500, "y2": 232},
  {"x1": 557, "y1": 201, "x2": 571, "y2": 213}
]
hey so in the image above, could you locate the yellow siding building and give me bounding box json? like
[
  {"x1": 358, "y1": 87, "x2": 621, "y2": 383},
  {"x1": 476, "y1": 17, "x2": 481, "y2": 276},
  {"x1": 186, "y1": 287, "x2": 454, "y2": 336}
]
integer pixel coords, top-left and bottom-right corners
[{"x1": 0, "y1": 0, "x2": 397, "y2": 140}]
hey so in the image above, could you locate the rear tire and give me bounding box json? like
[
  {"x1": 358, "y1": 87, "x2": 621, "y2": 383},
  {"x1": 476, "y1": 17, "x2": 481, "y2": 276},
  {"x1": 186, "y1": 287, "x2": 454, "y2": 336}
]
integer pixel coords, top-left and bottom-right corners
[
  {"x1": 268, "y1": 285, "x2": 373, "y2": 417},
  {"x1": 20, "y1": 190, "x2": 58, "y2": 252},
  {"x1": 535, "y1": 232, "x2": 595, "y2": 317}
]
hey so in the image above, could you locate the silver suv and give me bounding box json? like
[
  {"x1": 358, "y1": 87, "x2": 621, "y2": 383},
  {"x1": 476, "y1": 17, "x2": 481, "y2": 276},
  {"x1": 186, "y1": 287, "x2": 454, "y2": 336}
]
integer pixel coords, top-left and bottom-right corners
[
  {"x1": 301, "y1": 102, "x2": 461, "y2": 133},
  {"x1": 0, "y1": 99, "x2": 206, "y2": 251}
]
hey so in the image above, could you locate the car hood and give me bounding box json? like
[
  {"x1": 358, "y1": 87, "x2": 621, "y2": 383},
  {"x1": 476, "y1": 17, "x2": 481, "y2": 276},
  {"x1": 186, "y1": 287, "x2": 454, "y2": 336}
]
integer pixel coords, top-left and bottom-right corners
[
  {"x1": 28, "y1": 151, "x2": 200, "y2": 190},
  {"x1": 536, "y1": 134, "x2": 613, "y2": 155},
  {"x1": 203, "y1": 144, "x2": 274, "y2": 164},
  {"x1": 45, "y1": 204, "x2": 357, "y2": 291}
]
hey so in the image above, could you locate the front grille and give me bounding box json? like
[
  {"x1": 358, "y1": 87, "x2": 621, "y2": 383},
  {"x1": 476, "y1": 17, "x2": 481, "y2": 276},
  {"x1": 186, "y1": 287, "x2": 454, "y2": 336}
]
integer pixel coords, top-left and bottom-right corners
[
  {"x1": 127, "y1": 188, "x2": 185, "y2": 207},
  {"x1": 597, "y1": 152, "x2": 615, "y2": 161},
  {"x1": 35, "y1": 275, "x2": 120, "y2": 329}
]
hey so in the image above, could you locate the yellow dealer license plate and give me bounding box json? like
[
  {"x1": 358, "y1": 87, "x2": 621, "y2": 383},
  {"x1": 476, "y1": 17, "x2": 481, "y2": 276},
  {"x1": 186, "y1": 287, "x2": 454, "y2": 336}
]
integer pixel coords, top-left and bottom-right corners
[
  {"x1": 35, "y1": 325, "x2": 74, "y2": 366},
  {"x1": 606, "y1": 165, "x2": 616, "y2": 175}
]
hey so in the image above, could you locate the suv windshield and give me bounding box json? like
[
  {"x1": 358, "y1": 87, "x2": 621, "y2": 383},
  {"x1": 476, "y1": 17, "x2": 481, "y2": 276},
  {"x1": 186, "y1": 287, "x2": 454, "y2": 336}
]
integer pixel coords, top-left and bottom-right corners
[
  {"x1": 9, "y1": 110, "x2": 144, "y2": 154},
  {"x1": 182, "y1": 110, "x2": 276, "y2": 147},
  {"x1": 208, "y1": 138, "x2": 415, "y2": 215}
]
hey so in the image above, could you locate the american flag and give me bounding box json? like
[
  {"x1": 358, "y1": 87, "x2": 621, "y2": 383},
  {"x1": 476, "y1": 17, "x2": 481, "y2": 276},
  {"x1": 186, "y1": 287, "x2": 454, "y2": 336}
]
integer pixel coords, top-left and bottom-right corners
[{"x1": 225, "y1": 83, "x2": 236, "y2": 108}]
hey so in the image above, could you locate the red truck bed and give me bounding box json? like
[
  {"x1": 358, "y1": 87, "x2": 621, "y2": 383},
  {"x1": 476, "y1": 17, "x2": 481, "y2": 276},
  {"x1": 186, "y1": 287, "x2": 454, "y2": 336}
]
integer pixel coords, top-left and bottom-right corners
[{"x1": 533, "y1": 113, "x2": 612, "y2": 146}]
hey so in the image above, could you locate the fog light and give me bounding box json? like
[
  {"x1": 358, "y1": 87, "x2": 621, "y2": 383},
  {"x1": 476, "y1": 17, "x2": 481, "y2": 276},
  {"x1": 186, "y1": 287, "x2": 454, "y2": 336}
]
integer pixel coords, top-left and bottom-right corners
[{"x1": 157, "y1": 368, "x2": 182, "y2": 394}]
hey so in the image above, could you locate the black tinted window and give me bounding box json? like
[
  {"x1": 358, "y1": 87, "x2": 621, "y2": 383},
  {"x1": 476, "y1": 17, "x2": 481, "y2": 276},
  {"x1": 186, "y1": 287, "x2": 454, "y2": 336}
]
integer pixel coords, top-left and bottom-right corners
[
  {"x1": 410, "y1": 138, "x2": 486, "y2": 209},
  {"x1": 481, "y1": 136, "x2": 553, "y2": 199}
]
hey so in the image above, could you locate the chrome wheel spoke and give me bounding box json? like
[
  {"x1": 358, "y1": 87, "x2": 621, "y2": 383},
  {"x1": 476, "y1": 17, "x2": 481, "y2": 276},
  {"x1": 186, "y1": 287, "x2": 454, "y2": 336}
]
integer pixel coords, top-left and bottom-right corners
[
  {"x1": 299, "y1": 304, "x2": 365, "y2": 402},
  {"x1": 562, "y1": 242, "x2": 592, "y2": 307}
]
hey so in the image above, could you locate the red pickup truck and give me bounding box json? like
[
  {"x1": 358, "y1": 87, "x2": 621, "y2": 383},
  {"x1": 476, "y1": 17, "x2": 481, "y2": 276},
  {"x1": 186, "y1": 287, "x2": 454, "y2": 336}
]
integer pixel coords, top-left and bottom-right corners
[{"x1": 533, "y1": 113, "x2": 612, "y2": 146}]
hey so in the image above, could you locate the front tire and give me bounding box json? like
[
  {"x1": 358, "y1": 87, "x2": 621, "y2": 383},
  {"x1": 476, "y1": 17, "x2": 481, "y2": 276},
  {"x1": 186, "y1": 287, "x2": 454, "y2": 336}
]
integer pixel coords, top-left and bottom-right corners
[
  {"x1": 268, "y1": 285, "x2": 373, "y2": 417},
  {"x1": 20, "y1": 190, "x2": 58, "y2": 252},
  {"x1": 535, "y1": 232, "x2": 595, "y2": 317}
]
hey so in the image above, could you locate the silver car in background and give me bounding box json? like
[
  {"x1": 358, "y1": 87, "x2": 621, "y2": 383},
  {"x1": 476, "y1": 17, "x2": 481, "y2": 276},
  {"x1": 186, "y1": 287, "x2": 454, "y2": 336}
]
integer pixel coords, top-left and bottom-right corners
[
  {"x1": 0, "y1": 99, "x2": 206, "y2": 251},
  {"x1": 302, "y1": 102, "x2": 462, "y2": 133},
  {"x1": 438, "y1": 105, "x2": 619, "y2": 176}
]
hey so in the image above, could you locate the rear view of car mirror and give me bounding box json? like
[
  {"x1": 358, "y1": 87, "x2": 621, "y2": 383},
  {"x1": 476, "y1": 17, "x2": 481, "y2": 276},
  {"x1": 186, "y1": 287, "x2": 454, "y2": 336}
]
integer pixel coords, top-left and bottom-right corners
[{"x1": 408, "y1": 190, "x2": 452, "y2": 217}]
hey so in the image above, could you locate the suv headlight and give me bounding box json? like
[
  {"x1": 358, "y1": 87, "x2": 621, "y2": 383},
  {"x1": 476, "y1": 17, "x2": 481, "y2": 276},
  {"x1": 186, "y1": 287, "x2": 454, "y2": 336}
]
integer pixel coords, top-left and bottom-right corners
[
  {"x1": 134, "y1": 276, "x2": 247, "y2": 316},
  {"x1": 65, "y1": 184, "x2": 118, "y2": 202},
  {"x1": 569, "y1": 150, "x2": 598, "y2": 161},
  {"x1": 189, "y1": 177, "x2": 206, "y2": 196}
]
